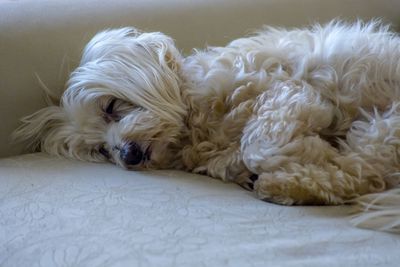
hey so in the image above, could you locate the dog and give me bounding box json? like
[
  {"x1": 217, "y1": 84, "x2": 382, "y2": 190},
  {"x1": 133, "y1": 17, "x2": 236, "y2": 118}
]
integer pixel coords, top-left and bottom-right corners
[{"x1": 14, "y1": 20, "x2": 400, "y2": 233}]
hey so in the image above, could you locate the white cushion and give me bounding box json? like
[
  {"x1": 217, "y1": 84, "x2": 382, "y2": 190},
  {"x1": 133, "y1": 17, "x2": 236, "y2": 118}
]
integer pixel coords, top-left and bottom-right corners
[{"x1": 1, "y1": 153, "x2": 399, "y2": 266}]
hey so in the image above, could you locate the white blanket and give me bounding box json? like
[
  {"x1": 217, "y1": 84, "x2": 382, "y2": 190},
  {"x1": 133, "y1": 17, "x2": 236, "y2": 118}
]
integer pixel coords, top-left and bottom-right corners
[{"x1": 1, "y1": 153, "x2": 399, "y2": 266}]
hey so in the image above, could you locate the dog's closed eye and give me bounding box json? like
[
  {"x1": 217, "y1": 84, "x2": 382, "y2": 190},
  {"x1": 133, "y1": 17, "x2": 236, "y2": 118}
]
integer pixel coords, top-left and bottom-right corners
[
  {"x1": 105, "y1": 98, "x2": 116, "y2": 115},
  {"x1": 102, "y1": 98, "x2": 143, "y2": 123},
  {"x1": 103, "y1": 98, "x2": 122, "y2": 122}
]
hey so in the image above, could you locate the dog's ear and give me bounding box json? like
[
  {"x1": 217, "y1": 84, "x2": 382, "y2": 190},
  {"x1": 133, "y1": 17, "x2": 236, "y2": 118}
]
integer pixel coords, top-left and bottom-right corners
[
  {"x1": 130, "y1": 31, "x2": 186, "y2": 120},
  {"x1": 13, "y1": 106, "x2": 70, "y2": 155},
  {"x1": 80, "y1": 27, "x2": 182, "y2": 71},
  {"x1": 140, "y1": 31, "x2": 182, "y2": 73},
  {"x1": 80, "y1": 27, "x2": 141, "y2": 65}
]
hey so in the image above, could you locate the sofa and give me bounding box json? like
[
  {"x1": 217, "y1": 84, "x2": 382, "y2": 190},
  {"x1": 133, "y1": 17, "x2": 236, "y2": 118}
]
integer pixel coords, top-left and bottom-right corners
[{"x1": 1, "y1": 0, "x2": 400, "y2": 266}]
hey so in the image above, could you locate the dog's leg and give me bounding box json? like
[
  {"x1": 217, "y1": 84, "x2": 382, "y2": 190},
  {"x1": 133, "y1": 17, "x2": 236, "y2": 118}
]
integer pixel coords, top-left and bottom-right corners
[
  {"x1": 345, "y1": 103, "x2": 400, "y2": 232},
  {"x1": 242, "y1": 80, "x2": 335, "y2": 174},
  {"x1": 242, "y1": 80, "x2": 386, "y2": 205},
  {"x1": 344, "y1": 103, "x2": 400, "y2": 187},
  {"x1": 254, "y1": 160, "x2": 383, "y2": 205},
  {"x1": 252, "y1": 102, "x2": 400, "y2": 206},
  {"x1": 252, "y1": 134, "x2": 386, "y2": 205}
]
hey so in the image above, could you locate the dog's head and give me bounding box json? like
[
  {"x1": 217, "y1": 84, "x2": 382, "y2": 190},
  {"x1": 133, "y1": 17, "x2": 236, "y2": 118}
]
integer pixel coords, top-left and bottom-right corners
[{"x1": 14, "y1": 28, "x2": 187, "y2": 169}]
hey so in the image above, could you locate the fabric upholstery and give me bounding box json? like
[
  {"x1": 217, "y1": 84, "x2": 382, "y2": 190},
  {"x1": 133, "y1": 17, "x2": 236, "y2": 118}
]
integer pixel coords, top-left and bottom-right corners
[{"x1": 1, "y1": 153, "x2": 399, "y2": 266}]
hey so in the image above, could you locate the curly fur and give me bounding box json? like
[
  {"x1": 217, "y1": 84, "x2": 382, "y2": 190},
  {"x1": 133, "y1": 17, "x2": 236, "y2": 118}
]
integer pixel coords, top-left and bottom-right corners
[{"x1": 14, "y1": 20, "x2": 400, "y2": 233}]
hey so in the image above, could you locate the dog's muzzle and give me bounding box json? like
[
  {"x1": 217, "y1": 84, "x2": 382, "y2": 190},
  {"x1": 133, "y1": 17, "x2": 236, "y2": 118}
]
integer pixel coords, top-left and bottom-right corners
[{"x1": 120, "y1": 142, "x2": 143, "y2": 166}]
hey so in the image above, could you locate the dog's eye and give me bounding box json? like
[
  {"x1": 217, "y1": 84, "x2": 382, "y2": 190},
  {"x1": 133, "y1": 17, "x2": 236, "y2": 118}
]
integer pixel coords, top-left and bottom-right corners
[
  {"x1": 105, "y1": 99, "x2": 116, "y2": 115},
  {"x1": 103, "y1": 99, "x2": 122, "y2": 122},
  {"x1": 99, "y1": 146, "x2": 110, "y2": 159}
]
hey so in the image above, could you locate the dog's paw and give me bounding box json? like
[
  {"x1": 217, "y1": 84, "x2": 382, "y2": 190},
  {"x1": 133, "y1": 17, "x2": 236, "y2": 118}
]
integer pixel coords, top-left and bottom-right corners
[
  {"x1": 237, "y1": 173, "x2": 259, "y2": 191},
  {"x1": 261, "y1": 195, "x2": 296, "y2": 206},
  {"x1": 254, "y1": 173, "x2": 301, "y2": 206}
]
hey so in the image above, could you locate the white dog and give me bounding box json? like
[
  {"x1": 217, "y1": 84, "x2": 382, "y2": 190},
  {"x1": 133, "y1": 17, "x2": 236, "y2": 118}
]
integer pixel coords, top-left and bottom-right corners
[{"x1": 14, "y1": 20, "x2": 400, "y2": 233}]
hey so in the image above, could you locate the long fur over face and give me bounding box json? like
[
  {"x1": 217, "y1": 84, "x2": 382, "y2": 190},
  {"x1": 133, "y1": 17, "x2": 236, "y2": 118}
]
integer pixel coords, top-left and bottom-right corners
[
  {"x1": 14, "y1": 20, "x2": 400, "y2": 233},
  {"x1": 15, "y1": 28, "x2": 188, "y2": 169}
]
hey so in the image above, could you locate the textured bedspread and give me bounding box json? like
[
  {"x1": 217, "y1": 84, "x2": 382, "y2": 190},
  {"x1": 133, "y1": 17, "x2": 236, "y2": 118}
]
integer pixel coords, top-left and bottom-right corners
[{"x1": 1, "y1": 153, "x2": 399, "y2": 266}]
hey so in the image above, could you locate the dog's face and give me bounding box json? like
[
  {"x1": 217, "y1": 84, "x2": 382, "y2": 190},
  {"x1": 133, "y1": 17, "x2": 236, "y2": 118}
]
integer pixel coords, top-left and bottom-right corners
[{"x1": 15, "y1": 28, "x2": 187, "y2": 170}]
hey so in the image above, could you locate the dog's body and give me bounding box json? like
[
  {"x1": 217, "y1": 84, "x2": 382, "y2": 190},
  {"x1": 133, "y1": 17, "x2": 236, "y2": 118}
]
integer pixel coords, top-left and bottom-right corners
[{"x1": 15, "y1": 20, "x2": 400, "y2": 232}]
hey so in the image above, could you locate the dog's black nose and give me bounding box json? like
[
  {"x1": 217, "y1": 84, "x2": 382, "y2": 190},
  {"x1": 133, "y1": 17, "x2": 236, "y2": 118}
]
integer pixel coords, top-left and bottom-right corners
[{"x1": 120, "y1": 142, "x2": 143, "y2": 166}]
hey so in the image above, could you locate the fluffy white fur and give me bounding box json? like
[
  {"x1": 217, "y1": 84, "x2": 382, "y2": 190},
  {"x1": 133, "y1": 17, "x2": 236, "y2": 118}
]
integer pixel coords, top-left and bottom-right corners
[{"x1": 14, "y1": 20, "x2": 400, "y2": 233}]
